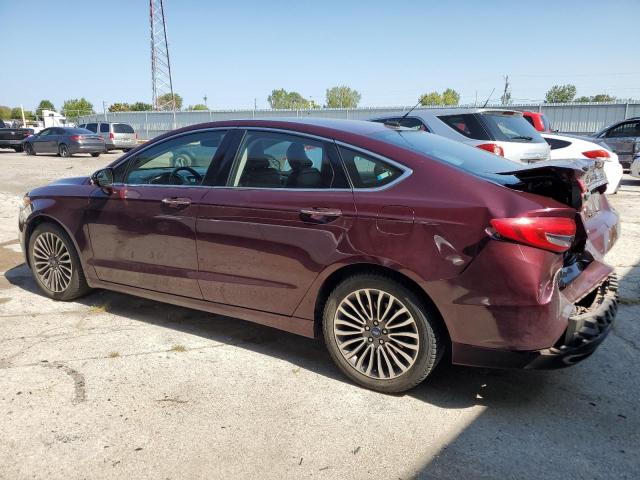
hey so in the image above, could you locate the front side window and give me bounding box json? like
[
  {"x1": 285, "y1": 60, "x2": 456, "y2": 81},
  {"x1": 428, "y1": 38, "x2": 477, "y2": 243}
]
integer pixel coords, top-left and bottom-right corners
[
  {"x1": 100, "y1": 123, "x2": 110, "y2": 133},
  {"x1": 38, "y1": 128, "x2": 52, "y2": 136},
  {"x1": 124, "y1": 130, "x2": 227, "y2": 185},
  {"x1": 339, "y1": 147, "x2": 403, "y2": 189},
  {"x1": 228, "y1": 131, "x2": 334, "y2": 189}
]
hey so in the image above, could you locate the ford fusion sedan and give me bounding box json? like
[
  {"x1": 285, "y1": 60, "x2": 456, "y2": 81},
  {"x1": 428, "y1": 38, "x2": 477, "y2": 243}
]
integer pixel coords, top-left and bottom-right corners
[
  {"x1": 23, "y1": 127, "x2": 105, "y2": 157},
  {"x1": 18, "y1": 119, "x2": 619, "y2": 393}
]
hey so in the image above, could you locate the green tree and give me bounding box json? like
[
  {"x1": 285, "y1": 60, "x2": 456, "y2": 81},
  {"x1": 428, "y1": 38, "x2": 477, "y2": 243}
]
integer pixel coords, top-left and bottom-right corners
[
  {"x1": 419, "y1": 92, "x2": 442, "y2": 106},
  {"x1": 108, "y1": 102, "x2": 131, "y2": 112},
  {"x1": 36, "y1": 99, "x2": 55, "y2": 113},
  {"x1": 0, "y1": 106, "x2": 11, "y2": 119},
  {"x1": 130, "y1": 102, "x2": 153, "y2": 111},
  {"x1": 10, "y1": 107, "x2": 23, "y2": 119},
  {"x1": 62, "y1": 98, "x2": 94, "y2": 117},
  {"x1": 592, "y1": 94, "x2": 615, "y2": 102},
  {"x1": 267, "y1": 89, "x2": 311, "y2": 109},
  {"x1": 187, "y1": 104, "x2": 208, "y2": 111},
  {"x1": 156, "y1": 93, "x2": 183, "y2": 110},
  {"x1": 545, "y1": 84, "x2": 577, "y2": 103},
  {"x1": 441, "y1": 88, "x2": 460, "y2": 106},
  {"x1": 574, "y1": 96, "x2": 591, "y2": 103},
  {"x1": 325, "y1": 86, "x2": 361, "y2": 108}
]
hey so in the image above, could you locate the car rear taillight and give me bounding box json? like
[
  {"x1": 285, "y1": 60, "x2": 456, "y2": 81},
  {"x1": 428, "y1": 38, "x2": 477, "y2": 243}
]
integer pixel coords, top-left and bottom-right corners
[
  {"x1": 582, "y1": 149, "x2": 610, "y2": 160},
  {"x1": 490, "y1": 216, "x2": 577, "y2": 253},
  {"x1": 109, "y1": 132, "x2": 114, "y2": 140},
  {"x1": 477, "y1": 143, "x2": 505, "y2": 156},
  {"x1": 70, "y1": 135, "x2": 83, "y2": 141}
]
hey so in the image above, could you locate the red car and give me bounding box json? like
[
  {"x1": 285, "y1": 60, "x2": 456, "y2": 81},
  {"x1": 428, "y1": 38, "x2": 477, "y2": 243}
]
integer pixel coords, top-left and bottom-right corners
[
  {"x1": 18, "y1": 119, "x2": 619, "y2": 393},
  {"x1": 523, "y1": 111, "x2": 552, "y2": 132}
]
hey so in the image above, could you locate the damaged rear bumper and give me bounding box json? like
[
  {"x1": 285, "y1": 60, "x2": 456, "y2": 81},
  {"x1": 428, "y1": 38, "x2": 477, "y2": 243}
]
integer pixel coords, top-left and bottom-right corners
[{"x1": 452, "y1": 274, "x2": 618, "y2": 369}]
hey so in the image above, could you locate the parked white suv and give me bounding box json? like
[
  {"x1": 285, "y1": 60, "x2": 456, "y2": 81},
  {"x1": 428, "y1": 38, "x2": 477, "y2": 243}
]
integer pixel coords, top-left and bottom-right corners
[
  {"x1": 371, "y1": 108, "x2": 550, "y2": 164},
  {"x1": 78, "y1": 122, "x2": 137, "y2": 152}
]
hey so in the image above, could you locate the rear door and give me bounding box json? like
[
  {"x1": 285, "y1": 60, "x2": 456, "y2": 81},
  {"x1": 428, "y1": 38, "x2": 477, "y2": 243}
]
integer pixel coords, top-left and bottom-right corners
[
  {"x1": 195, "y1": 129, "x2": 356, "y2": 315},
  {"x1": 86, "y1": 129, "x2": 230, "y2": 297}
]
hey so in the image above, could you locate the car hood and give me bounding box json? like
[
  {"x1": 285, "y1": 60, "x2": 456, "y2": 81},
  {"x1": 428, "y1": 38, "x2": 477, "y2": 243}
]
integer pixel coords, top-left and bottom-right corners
[{"x1": 48, "y1": 176, "x2": 91, "y2": 186}]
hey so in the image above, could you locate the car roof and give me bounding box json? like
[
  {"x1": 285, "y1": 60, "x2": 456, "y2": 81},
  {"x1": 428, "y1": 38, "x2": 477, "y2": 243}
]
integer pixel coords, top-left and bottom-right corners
[{"x1": 173, "y1": 117, "x2": 394, "y2": 142}]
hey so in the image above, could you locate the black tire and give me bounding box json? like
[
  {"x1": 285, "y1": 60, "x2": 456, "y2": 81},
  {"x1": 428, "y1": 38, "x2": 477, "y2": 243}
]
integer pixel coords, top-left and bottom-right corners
[
  {"x1": 58, "y1": 144, "x2": 71, "y2": 157},
  {"x1": 323, "y1": 274, "x2": 444, "y2": 393},
  {"x1": 28, "y1": 223, "x2": 92, "y2": 301},
  {"x1": 91, "y1": 152, "x2": 101, "y2": 157},
  {"x1": 24, "y1": 143, "x2": 35, "y2": 156},
  {"x1": 122, "y1": 148, "x2": 131, "y2": 153},
  {"x1": 13, "y1": 146, "x2": 23, "y2": 153}
]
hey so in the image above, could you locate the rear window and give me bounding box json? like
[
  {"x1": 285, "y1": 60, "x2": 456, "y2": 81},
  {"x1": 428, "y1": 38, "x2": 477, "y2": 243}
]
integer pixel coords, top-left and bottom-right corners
[
  {"x1": 113, "y1": 123, "x2": 134, "y2": 134},
  {"x1": 67, "y1": 128, "x2": 94, "y2": 134},
  {"x1": 372, "y1": 129, "x2": 525, "y2": 176},
  {"x1": 479, "y1": 113, "x2": 545, "y2": 143},
  {"x1": 438, "y1": 114, "x2": 490, "y2": 140}
]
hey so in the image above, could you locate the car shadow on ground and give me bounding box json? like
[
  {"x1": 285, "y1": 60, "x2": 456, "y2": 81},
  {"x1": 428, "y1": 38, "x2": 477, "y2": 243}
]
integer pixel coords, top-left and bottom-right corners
[{"x1": 3, "y1": 261, "x2": 568, "y2": 409}]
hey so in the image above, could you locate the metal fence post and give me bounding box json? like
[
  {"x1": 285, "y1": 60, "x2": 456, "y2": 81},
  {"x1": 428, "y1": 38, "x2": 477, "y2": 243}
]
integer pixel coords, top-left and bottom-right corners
[
  {"x1": 624, "y1": 102, "x2": 629, "y2": 119},
  {"x1": 145, "y1": 112, "x2": 149, "y2": 139}
]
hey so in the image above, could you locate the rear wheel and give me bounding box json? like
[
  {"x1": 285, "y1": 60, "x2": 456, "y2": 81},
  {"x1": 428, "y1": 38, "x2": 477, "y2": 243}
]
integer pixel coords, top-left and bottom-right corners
[
  {"x1": 323, "y1": 274, "x2": 444, "y2": 393},
  {"x1": 13, "y1": 146, "x2": 23, "y2": 153},
  {"x1": 24, "y1": 143, "x2": 35, "y2": 156},
  {"x1": 122, "y1": 148, "x2": 132, "y2": 153},
  {"x1": 28, "y1": 223, "x2": 92, "y2": 301},
  {"x1": 58, "y1": 144, "x2": 71, "y2": 157},
  {"x1": 91, "y1": 152, "x2": 101, "y2": 157}
]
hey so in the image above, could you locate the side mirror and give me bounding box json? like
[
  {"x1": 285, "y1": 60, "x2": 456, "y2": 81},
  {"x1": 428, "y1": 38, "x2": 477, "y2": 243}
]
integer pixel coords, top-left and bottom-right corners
[{"x1": 91, "y1": 168, "x2": 114, "y2": 189}]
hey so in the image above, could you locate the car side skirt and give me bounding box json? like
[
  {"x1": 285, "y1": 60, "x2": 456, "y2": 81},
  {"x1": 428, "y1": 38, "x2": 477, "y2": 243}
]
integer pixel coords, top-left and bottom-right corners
[{"x1": 87, "y1": 278, "x2": 315, "y2": 338}]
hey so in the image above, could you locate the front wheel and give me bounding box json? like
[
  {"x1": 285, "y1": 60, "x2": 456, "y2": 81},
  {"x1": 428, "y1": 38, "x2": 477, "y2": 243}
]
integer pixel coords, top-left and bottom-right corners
[
  {"x1": 28, "y1": 223, "x2": 92, "y2": 301},
  {"x1": 91, "y1": 152, "x2": 101, "y2": 157},
  {"x1": 24, "y1": 143, "x2": 35, "y2": 155},
  {"x1": 58, "y1": 144, "x2": 71, "y2": 157},
  {"x1": 323, "y1": 274, "x2": 444, "y2": 393}
]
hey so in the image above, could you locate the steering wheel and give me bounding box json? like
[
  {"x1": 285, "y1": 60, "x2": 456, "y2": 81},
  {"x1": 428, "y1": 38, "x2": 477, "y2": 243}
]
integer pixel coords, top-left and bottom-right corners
[{"x1": 169, "y1": 166, "x2": 202, "y2": 184}]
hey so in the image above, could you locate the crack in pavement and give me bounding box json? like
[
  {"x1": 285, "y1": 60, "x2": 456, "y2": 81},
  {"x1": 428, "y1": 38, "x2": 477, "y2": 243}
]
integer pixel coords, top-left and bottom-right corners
[{"x1": 612, "y1": 328, "x2": 640, "y2": 353}]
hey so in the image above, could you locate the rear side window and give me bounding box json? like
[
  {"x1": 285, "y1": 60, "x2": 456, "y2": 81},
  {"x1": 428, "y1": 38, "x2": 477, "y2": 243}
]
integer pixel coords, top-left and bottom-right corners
[
  {"x1": 339, "y1": 147, "x2": 403, "y2": 189},
  {"x1": 113, "y1": 123, "x2": 135, "y2": 134},
  {"x1": 545, "y1": 137, "x2": 571, "y2": 150},
  {"x1": 100, "y1": 123, "x2": 110, "y2": 133},
  {"x1": 86, "y1": 123, "x2": 97, "y2": 132},
  {"x1": 438, "y1": 114, "x2": 490, "y2": 140},
  {"x1": 479, "y1": 113, "x2": 545, "y2": 143}
]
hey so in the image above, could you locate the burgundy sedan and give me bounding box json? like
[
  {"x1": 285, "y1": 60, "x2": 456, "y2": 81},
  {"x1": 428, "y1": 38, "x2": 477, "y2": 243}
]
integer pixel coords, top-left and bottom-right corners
[{"x1": 18, "y1": 119, "x2": 619, "y2": 393}]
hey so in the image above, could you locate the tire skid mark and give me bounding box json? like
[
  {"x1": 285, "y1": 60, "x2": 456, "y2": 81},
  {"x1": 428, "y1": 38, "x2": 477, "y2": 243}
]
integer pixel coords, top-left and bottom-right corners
[{"x1": 42, "y1": 361, "x2": 87, "y2": 404}]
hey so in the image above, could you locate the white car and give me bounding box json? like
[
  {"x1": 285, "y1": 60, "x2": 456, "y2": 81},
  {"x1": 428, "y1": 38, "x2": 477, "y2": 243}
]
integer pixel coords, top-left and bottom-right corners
[
  {"x1": 371, "y1": 108, "x2": 551, "y2": 164},
  {"x1": 631, "y1": 154, "x2": 640, "y2": 179},
  {"x1": 542, "y1": 133, "x2": 623, "y2": 195}
]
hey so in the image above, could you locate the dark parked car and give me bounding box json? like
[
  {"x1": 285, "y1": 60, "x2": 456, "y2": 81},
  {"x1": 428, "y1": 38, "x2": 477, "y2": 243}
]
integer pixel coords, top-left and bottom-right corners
[
  {"x1": 23, "y1": 127, "x2": 105, "y2": 157},
  {"x1": 18, "y1": 119, "x2": 619, "y2": 393},
  {"x1": 0, "y1": 118, "x2": 32, "y2": 152},
  {"x1": 590, "y1": 117, "x2": 640, "y2": 169}
]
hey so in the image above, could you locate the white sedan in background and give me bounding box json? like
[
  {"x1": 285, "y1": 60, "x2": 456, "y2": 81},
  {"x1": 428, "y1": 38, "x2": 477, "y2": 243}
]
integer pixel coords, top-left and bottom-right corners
[{"x1": 542, "y1": 133, "x2": 623, "y2": 194}]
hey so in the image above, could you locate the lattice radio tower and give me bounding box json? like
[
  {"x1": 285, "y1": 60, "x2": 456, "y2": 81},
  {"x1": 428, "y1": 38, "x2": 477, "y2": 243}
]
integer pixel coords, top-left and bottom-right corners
[{"x1": 150, "y1": 0, "x2": 175, "y2": 110}]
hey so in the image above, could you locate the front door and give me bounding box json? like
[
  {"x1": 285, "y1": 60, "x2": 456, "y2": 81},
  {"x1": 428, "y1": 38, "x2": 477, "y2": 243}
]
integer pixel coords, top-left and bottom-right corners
[
  {"x1": 602, "y1": 120, "x2": 640, "y2": 166},
  {"x1": 196, "y1": 129, "x2": 356, "y2": 315},
  {"x1": 32, "y1": 128, "x2": 57, "y2": 153},
  {"x1": 86, "y1": 128, "x2": 230, "y2": 298}
]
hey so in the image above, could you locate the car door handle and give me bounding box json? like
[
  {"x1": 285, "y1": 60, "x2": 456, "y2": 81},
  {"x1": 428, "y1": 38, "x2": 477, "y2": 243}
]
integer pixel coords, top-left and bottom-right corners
[
  {"x1": 300, "y1": 208, "x2": 342, "y2": 223},
  {"x1": 161, "y1": 197, "x2": 192, "y2": 209}
]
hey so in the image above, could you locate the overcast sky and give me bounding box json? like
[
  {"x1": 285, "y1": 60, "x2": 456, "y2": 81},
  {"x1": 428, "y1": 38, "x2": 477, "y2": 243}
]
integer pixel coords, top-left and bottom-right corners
[{"x1": 1, "y1": 0, "x2": 639, "y2": 112}]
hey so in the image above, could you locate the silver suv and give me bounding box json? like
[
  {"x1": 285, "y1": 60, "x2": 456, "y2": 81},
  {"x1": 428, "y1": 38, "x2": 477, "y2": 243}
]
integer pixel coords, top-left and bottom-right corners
[
  {"x1": 371, "y1": 108, "x2": 550, "y2": 164},
  {"x1": 78, "y1": 122, "x2": 137, "y2": 152},
  {"x1": 590, "y1": 117, "x2": 640, "y2": 169}
]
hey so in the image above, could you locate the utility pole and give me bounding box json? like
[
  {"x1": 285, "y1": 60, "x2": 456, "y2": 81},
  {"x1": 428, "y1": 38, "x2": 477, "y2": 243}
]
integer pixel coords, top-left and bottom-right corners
[
  {"x1": 501, "y1": 75, "x2": 511, "y2": 105},
  {"x1": 150, "y1": 0, "x2": 175, "y2": 111},
  {"x1": 203, "y1": 94, "x2": 208, "y2": 109}
]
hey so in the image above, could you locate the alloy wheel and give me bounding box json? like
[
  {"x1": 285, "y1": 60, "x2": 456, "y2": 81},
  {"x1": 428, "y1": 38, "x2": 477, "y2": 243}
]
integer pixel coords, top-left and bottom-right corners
[
  {"x1": 32, "y1": 232, "x2": 73, "y2": 293},
  {"x1": 333, "y1": 288, "x2": 420, "y2": 379}
]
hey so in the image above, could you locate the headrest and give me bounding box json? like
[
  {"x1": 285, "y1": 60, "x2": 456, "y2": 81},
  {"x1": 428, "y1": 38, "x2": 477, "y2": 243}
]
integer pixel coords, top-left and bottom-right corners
[
  {"x1": 245, "y1": 157, "x2": 271, "y2": 170},
  {"x1": 286, "y1": 142, "x2": 313, "y2": 169}
]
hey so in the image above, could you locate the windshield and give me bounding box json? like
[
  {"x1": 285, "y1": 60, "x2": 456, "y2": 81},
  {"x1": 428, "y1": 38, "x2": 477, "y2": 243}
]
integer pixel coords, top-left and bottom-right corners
[
  {"x1": 479, "y1": 113, "x2": 545, "y2": 143},
  {"x1": 372, "y1": 129, "x2": 526, "y2": 175}
]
